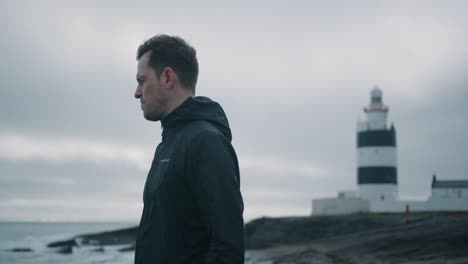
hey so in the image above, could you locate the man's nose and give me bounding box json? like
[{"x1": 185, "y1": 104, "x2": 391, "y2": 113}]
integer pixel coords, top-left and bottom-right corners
[{"x1": 134, "y1": 87, "x2": 142, "y2": 99}]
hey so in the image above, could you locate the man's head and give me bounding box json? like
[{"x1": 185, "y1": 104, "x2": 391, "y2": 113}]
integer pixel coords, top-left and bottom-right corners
[{"x1": 135, "y1": 34, "x2": 198, "y2": 121}]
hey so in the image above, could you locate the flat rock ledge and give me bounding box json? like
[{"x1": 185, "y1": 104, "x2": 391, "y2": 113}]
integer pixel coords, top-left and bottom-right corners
[{"x1": 46, "y1": 226, "x2": 138, "y2": 254}]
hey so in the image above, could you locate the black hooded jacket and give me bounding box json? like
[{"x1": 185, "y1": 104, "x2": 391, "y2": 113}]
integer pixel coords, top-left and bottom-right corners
[{"x1": 134, "y1": 96, "x2": 244, "y2": 264}]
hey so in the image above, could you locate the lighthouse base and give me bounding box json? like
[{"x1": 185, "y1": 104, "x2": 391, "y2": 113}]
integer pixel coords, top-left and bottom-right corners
[{"x1": 359, "y1": 184, "x2": 398, "y2": 200}]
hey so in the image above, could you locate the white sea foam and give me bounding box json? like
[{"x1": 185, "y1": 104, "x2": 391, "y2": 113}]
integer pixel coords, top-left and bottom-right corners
[
  {"x1": 0, "y1": 222, "x2": 135, "y2": 264},
  {"x1": 1, "y1": 244, "x2": 134, "y2": 264}
]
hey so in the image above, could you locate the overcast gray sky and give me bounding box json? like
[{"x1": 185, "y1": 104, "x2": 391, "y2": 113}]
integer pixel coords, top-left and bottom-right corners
[{"x1": 1, "y1": 0, "x2": 467, "y2": 222}]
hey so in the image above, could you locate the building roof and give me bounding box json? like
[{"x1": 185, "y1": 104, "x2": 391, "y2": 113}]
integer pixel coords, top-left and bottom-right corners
[{"x1": 432, "y1": 174, "x2": 468, "y2": 188}]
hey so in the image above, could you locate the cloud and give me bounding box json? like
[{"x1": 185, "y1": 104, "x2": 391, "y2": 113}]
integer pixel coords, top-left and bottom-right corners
[
  {"x1": 0, "y1": 133, "x2": 153, "y2": 171},
  {"x1": 0, "y1": 132, "x2": 331, "y2": 180},
  {"x1": 0, "y1": 198, "x2": 142, "y2": 222},
  {"x1": 241, "y1": 154, "x2": 328, "y2": 178},
  {"x1": 1, "y1": 0, "x2": 468, "y2": 221}
]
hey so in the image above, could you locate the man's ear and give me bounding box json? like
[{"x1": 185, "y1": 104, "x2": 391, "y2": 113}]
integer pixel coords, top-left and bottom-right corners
[{"x1": 161, "y1": 67, "x2": 176, "y2": 88}]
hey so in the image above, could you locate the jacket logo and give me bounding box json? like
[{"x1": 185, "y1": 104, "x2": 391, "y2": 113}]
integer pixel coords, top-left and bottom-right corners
[{"x1": 160, "y1": 158, "x2": 170, "y2": 163}]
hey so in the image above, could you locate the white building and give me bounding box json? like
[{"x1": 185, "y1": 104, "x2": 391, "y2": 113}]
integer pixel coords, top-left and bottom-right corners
[
  {"x1": 426, "y1": 175, "x2": 468, "y2": 211},
  {"x1": 312, "y1": 88, "x2": 468, "y2": 215},
  {"x1": 312, "y1": 191, "x2": 369, "y2": 216}
]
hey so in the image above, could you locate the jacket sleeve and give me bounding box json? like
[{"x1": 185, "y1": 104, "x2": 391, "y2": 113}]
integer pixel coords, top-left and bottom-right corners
[{"x1": 191, "y1": 131, "x2": 245, "y2": 264}]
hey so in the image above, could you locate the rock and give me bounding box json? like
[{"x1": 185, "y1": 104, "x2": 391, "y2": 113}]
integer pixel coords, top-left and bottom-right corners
[
  {"x1": 47, "y1": 226, "x2": 138, "y2": 254},
  {"x1": 76, "y1": 226, "x2": 138, "y2": 246},
  {"x1": 54, "y1": 245, "x2": 73, "y2": 254},
  {"x1": 7, "y1": 248, "x2": 33, "y2": 252},
  {"x1": 47, "y1": 239, "x2": 78, "y2": 248},
  {"x1": 270, "y1": 248, "x2": 337, "y2": 264},
  {"x1": 118, "y1": 244, "x2": 136, "y2": 252},
  {"x1": 244, "y1": 214, "x2": 403, "y2": 249},
  {"x1": 244, "y1": 213, "x2": 468, "y2": 264}
]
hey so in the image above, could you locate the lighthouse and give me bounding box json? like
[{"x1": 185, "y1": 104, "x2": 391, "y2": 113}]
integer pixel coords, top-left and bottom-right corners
[
  {"x1": 312, "y1": 87, "x2": 468, "y2": 215},
  {"x1": 357, "y1": 87, "x2": 398, "y2": 208}
]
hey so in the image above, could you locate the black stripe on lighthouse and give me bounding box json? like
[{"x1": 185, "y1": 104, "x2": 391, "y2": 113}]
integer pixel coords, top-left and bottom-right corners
[
  {"x1": 358, "y1": 167, "x2": 397, "y2": 184},
  {"x1": 357, "y1": 129, "x2": 396, "y2": 147}
]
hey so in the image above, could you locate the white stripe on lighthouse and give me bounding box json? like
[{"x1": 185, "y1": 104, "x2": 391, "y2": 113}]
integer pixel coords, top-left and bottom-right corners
[{"x1": 357, "y1": 147, "x2": 397, "y2": 167}]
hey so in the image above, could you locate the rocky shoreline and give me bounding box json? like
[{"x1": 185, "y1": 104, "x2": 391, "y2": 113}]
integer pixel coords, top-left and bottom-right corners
[
  {"x1": 7, "y1": 212, "x2": 468, "y2": 263},
  {"x1": 245, "y1": 212, "x2": 468, "y2": 263},
  {"x1": 43, "y1": 226, "x2": 138, "y2": 254}
]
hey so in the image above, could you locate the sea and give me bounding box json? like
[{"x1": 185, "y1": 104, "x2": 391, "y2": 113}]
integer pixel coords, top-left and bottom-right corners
[
  {"x1": 0, "y1": 221, "x2": 137, "y2": 264},
  {"x1": 0, "y1": 222, "x2": 265, "y2": 264}
]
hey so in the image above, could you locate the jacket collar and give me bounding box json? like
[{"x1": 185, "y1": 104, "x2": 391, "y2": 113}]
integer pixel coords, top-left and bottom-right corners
[{"x1": 159, "y1": 96, "x2": 232, "y2": 142}]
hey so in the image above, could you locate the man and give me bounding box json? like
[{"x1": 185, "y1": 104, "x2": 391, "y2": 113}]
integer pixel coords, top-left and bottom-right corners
[{"x1": 133, "y1": 34, "x2": 244, "y2": 264}]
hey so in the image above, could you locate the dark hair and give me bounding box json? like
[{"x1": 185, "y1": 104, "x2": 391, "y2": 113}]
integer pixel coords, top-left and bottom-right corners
[{"x1": 137, "y1": 34, "x2": 199, "y2": 91}]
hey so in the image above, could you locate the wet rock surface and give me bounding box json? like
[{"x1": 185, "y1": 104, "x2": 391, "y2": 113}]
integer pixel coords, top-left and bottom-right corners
[
  {"x1": 46, "y1": 226, "x2": 138, "y2": 254},
  {"x1": 6, "y1": 248, "x2": 33, "y2": 252}
]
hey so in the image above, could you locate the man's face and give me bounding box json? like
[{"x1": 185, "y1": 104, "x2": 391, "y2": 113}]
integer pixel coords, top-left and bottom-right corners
[{"x1": 135, "y1": 51, "x2": 168, "y2": 121}]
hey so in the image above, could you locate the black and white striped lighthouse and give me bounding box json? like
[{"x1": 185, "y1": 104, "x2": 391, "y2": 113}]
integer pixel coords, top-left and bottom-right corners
[{"x1": 357, "y1": 87, "x2": 398, "y2": 202}]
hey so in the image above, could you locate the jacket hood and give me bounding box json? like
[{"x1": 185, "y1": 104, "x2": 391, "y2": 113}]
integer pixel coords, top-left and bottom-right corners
[{"x1": 161, "y1": 96, "x2": 232, "y2": 141}]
